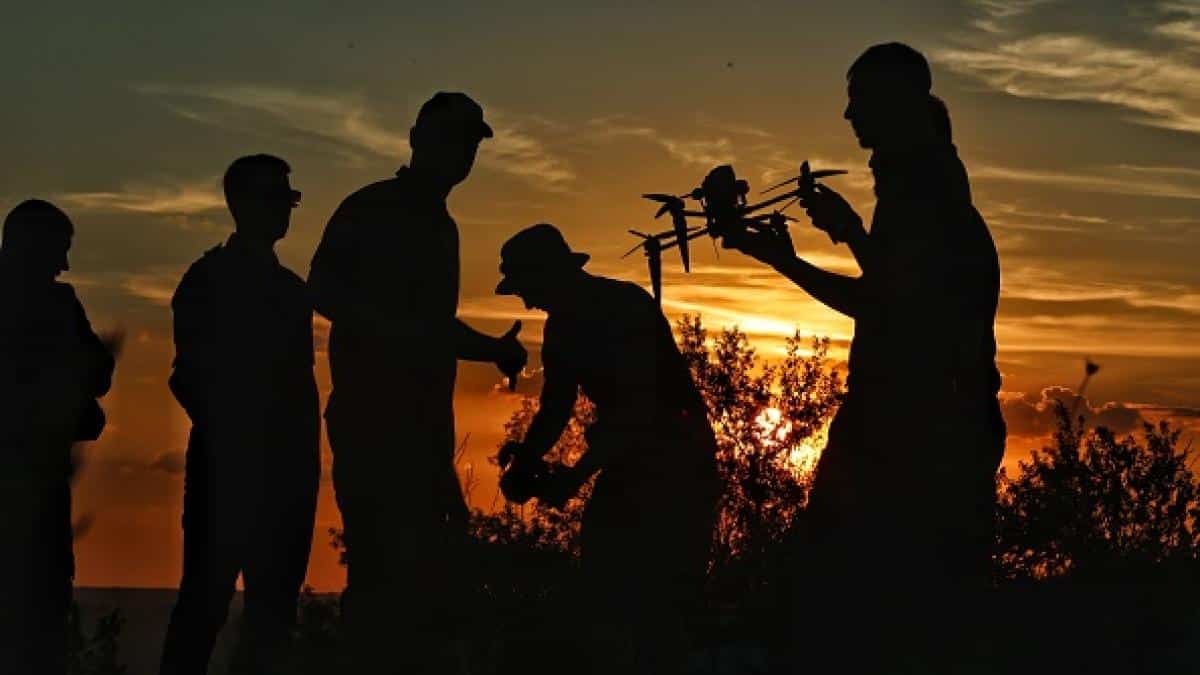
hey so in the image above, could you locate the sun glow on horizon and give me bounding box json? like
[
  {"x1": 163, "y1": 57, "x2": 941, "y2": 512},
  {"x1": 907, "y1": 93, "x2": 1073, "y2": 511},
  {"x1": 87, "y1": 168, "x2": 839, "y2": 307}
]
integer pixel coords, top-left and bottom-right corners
[{"x1": 755, "y1": 406, "x2": 827, "y2": 479}]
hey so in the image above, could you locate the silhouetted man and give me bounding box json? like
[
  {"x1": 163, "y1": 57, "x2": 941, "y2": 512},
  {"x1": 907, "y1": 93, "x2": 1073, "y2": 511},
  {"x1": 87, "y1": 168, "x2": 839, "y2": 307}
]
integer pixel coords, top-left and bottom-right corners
[
  {"x1": 0, "y1": 200, "x2": 115, "y2": 675},
  {"x1": 160, "y1": 155, "x2": 319, "y2": 675},
  {"x1": 733, "y1": 43, "x2": 1005, "y2": 671},
  {"x1": 308, "y1": 92, "x2": 527, "y2": 672},
  {"x1": 495, "y1": 224, "x2": 719, "y2": 675}
]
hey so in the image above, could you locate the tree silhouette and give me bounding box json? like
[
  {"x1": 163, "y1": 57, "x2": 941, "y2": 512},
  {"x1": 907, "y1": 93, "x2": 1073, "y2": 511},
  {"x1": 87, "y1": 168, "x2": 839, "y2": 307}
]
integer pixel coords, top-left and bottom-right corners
[
  {"x1": 996, "y1": 402, "x2": 1200, "y2": 581},
  {"x1": 481, "y1": 315, "x2": 843, "y2": 612}
]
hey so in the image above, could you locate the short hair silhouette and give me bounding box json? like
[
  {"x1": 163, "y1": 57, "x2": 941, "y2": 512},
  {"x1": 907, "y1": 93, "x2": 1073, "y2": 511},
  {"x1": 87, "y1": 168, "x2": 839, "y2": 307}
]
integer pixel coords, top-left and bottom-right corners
[
  {"x1": 847, "y1": 42, "x2": 931, "y2": 94},
  {"x1": 2, "y1": 199, "x2": 73, "y2": 248},
  {"x1": 223, "y1": 154, "x2": 291, "y2": 204}
]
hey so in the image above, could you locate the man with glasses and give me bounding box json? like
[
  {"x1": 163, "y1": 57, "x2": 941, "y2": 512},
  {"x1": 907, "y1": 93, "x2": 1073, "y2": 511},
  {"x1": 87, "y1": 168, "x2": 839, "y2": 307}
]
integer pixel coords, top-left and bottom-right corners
[{"x1": 160, "y1": 154, "x2": 319, "y2": 675}]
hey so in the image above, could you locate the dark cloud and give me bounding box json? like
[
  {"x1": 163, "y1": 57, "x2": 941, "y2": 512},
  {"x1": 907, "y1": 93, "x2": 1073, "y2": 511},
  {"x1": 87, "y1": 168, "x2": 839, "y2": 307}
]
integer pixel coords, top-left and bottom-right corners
[
  {"x1": 149, "y1": 451, "x2": 186, "y2": 475},
  {"x1": 1001, "y1": 386, "x2": 1145, "y2": 437},
  {"x1": 72, "y1": 512, "x2": 96, "y2": 542}
]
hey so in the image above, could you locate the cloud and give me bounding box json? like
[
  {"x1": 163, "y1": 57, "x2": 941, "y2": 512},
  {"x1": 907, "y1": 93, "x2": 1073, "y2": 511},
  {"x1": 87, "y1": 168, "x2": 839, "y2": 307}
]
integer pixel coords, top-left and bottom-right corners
[
  {"x1": 585, "y1": 117, "x2": 736, "y2": 167},
  {"x1": 134, "y1": 83, "x2": 575, "y2": 190},
  {"x1": 72, "y1": 512, "x2": 97, "y2": 542},
  {"x1": 935, "y1": 4, "x2": 1200, "y2": 135},
  {"x1": 121, "y1": 270, "x2": 183, "y2": 306},
  {"x1": 1001, "y1": 386, "x2": 1145, "y2": 436},
  {"x1": 972, "y1": 162, "x2": 1200, "y2": 200},
  {"x1": 58, "y1": 179, "x2": 225, "y2": 216},
  {"x1": 149, "y1": 451, "x2": 186, "y2": 474},
  {"x1": 967, "y1": 0, "x2": 1052, "y2": 33}
]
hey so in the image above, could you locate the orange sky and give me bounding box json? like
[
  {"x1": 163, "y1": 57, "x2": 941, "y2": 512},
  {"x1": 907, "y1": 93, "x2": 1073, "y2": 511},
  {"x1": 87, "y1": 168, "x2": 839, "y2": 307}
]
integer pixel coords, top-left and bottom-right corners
[{"x1": 4, "y1": 1, "x2": 1200, "y2": 591}]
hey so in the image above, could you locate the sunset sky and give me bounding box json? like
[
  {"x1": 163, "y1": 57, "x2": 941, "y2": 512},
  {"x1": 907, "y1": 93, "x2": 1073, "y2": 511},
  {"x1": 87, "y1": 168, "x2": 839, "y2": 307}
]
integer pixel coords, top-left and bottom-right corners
[{"x1": 4, "y1": 0, "x2": 1199, "y2": 591}]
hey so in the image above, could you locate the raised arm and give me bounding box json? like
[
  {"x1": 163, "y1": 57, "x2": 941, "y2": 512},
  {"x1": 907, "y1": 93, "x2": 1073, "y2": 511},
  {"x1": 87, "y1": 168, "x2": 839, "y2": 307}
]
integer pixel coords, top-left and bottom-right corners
[{"x1": 730, "y1": 228, "x2": 866, "y2": 319}]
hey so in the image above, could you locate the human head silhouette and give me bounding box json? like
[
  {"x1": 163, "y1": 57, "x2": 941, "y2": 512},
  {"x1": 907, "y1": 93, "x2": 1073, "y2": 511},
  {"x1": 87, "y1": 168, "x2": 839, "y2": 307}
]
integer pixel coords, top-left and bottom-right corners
[
  {"x1": 1, "y1": 199, "x2": 74, "y2": 282},
  {"x1": 844, "y1": 42, "x2": 935, "y2": 150},
  {"x1": 409, "y1": 92, "x2": 493, "y2": 192},
  {"x1": 495, "y1": 223, "x2": 589, "y2": 311},
  {"x1": 223, "y1": 154, "x2": 298, "y2": 246}
]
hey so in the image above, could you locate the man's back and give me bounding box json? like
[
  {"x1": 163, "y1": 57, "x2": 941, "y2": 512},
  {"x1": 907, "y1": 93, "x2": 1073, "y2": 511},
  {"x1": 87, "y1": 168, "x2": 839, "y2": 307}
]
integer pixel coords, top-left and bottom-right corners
[
  {"x1": 848, "y1": 142, "x2": 1001, "y2": 411},
  {"x1": 170, "y1": 238, "x2": 315, "y2": 425},
  {"x1": 543, "y1": 274, "x2": 706, "y2": 429},
  {"x1": 310, "y1": 168, "x2": 460, "y2": 413}
]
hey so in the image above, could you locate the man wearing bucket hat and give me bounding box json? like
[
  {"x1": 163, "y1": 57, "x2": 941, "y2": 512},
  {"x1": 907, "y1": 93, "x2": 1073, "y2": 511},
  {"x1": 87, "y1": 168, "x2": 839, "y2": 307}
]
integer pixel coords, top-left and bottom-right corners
[
  {"x1": 308, "y1": 92, "x2": 527, "y2": 672},
  {"x1": 495, "y1": 223, "x2": 719, "y2": 675}
]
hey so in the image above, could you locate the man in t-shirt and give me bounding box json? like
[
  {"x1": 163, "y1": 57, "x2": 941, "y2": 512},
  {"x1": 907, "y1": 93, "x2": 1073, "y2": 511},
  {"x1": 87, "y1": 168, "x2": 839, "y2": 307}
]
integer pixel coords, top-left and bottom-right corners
[
  {"x1": 308, "y1": 92, "x2": 527, "y2": 672},
  {"x1": 160, "y1": 155, "x2": 319, "y2": 675}
]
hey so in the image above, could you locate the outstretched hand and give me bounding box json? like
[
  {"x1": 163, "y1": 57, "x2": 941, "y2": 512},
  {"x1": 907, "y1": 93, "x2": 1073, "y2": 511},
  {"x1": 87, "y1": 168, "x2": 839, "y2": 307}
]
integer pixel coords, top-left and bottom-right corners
[
  {"x1": 800, "y1": 184, "x2": 862, "y2": 244},
  {"x1": 496, "y1": 320, "x2": 527, "y2": 392}
]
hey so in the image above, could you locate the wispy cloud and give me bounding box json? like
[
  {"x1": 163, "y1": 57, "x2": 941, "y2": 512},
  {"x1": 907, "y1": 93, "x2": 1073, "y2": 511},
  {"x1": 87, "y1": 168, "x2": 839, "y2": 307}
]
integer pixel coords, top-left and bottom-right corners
[
  {"x1": 133, "y1": 83, "x2": 575, "y2": 190},
  {"x1": 585, "y1": 116, "x2": 737, "y2": 167},
  {"x1": 972, "y1": 162, "x2": 1200, "y2": 200},
  {"x1": 967, "y1": 0, "x2": 1052, "y2": 34},
  {"x1": 121, "y1": 270, "x2": 183, "y2": 306},
  {"x1": 937, "y1": 1, "x2": 1200, "y2": 135},
  {"x1": 58, "y1": 179, "x2": 224, "y2": 216}
]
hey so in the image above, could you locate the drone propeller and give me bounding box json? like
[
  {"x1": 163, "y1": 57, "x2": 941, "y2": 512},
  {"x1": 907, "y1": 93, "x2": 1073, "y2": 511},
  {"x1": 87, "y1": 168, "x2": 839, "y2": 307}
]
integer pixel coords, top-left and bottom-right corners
[
  {"x1": 642, "y1": 192, "x2": 689, "y2": 204},
  {"x1": 759, "y1": 167, "x2": 849, "y2": 194}
]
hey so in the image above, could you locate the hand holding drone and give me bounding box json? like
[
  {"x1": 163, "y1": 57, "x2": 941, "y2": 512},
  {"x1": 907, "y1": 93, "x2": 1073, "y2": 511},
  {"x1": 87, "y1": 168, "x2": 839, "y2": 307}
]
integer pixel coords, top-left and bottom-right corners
[{"x1": 626, "y1": 161, "x2": 847, "y2": 302}]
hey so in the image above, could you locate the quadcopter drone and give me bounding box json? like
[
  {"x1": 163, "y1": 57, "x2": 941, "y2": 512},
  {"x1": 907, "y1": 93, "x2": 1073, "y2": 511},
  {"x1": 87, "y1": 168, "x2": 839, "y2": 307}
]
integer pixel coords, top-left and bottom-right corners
[{"x1": 625, "y1": 161, "x2": 847, "y2": 303}]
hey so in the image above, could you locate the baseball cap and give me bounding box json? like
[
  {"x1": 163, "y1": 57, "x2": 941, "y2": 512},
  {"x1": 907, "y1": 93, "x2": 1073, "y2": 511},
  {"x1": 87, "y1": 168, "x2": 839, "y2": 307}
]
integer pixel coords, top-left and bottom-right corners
[{"x1": 414, "y1": 91, "x2": 494, "y2": 140}]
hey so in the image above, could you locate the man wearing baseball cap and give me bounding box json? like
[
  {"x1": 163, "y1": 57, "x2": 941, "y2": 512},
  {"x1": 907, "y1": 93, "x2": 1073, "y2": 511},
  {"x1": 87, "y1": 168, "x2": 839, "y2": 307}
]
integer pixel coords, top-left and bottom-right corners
[
  {"x1": 494, "y1": 223, "x2": 719, "y2": 675},
  {"x1": 308, "y1": 92, "x2": 525, "y2": 672}
]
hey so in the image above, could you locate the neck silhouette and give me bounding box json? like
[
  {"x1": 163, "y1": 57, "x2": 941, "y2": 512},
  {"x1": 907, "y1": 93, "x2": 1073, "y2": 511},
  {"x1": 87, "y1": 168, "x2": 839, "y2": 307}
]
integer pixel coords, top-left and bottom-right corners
[{"x1": 406, "y1": 157, "x2": 456, "y2": 200}]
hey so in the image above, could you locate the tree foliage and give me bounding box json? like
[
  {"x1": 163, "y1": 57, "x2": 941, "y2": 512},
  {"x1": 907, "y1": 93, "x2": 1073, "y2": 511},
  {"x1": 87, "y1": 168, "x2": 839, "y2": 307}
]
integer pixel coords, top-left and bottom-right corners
[
  {"x1": 996, "y1": 401, "x2": 1200, "y2": 581},
  {"x1": 476, "y1": 315, "x2": 844, "y2": 606}
]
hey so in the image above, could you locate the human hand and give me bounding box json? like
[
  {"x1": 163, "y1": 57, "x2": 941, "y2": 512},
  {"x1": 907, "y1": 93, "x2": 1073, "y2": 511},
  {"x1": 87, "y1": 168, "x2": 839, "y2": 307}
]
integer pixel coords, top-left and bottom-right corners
[
  {"x1": 800, "y1": 184, "x2": 862, "y2": 244},
  {"x1": 727, "y1": 226, "x2": 796, "y2": 268},
  {"x1": 495, "y1": 320, "x2": 527, "y2": 392},
  {"x1": 497, "y1": 440, "x2": 524, "y2": 470},
  {"x1": 499, "y1": 454, "x2": 548, "y2": 505}
]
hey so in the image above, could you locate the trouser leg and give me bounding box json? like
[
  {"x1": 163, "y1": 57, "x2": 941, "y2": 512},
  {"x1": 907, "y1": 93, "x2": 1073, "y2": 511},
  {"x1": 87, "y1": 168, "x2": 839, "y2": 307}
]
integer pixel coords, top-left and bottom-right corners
[
  {"x1": 579, "y1": 469, "x2": 715, "y2": 675},
  {"x1": 160, "y1": 433, "x2": 241, "y2": 675},
  {"x1": 330, "y1": 418, "x2": 467, "y2": 675},
  {"x1": 0, "y1": 476, "x2": 73, "y2": 675},
  {"x1": 234, "y1": 484, "x2": 318, "y2": 675}
]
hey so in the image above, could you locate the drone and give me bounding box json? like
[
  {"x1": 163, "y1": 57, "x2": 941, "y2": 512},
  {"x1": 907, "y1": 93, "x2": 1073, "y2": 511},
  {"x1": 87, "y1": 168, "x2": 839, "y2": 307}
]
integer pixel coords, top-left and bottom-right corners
[{"x1": 624, "y1": 161, "x2": 847, "y2": 303}]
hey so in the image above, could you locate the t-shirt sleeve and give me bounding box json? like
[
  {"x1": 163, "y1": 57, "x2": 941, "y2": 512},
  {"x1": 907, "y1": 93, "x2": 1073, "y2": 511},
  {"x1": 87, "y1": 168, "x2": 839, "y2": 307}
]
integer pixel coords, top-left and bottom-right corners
[{"x1": 308, "y1": 196, "x2": 361, "y2": 315}]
